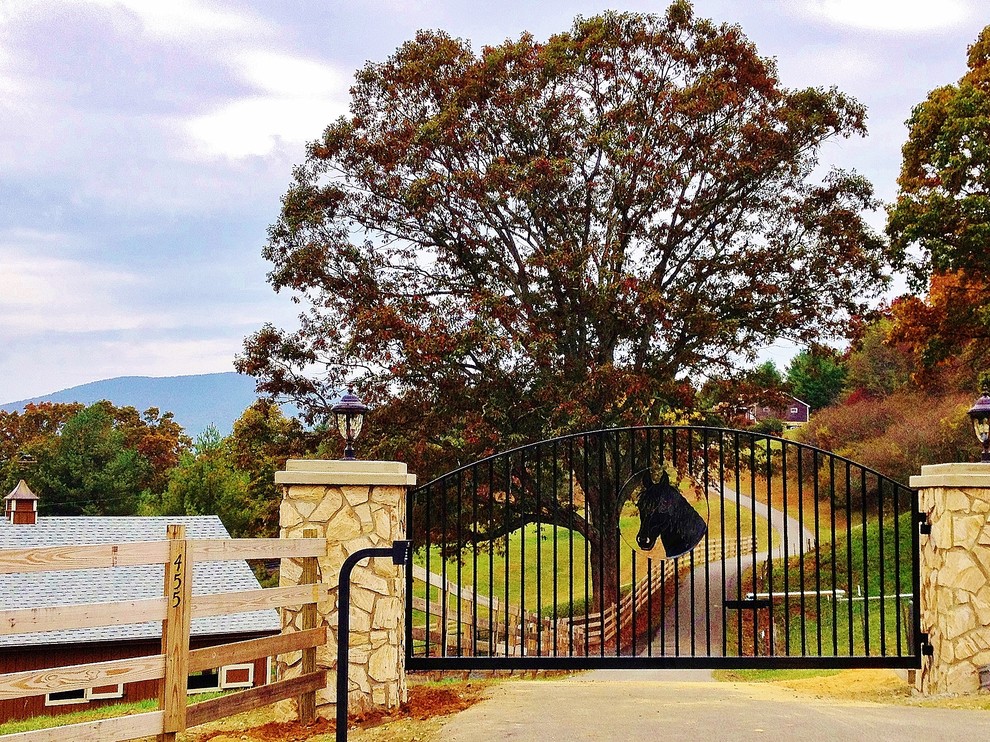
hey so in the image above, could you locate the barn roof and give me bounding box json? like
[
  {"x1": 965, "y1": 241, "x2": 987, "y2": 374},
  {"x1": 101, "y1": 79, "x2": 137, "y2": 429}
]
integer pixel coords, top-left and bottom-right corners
[{"x1": 0, "y1": 515, "x2": 279, "y2": 648}]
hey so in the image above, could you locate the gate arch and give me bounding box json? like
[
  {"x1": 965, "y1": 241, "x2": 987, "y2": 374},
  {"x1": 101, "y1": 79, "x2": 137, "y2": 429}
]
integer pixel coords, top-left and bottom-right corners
[{"x1": 405, "y1": 426, "x2": 923, "y2": 670}]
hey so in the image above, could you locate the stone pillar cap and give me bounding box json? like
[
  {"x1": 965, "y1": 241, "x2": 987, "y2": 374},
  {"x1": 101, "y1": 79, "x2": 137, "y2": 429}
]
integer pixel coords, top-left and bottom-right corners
[
  {"x1": 910, "y1": 462, "x2": 990, "y2": 489},
  {"x1": 275, "y1": 459, "x2": 417, "y2": 487}
]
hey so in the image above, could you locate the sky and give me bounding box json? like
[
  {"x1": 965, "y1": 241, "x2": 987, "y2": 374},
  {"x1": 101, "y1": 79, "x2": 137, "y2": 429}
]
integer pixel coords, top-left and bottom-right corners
[{"x1": 0, "y1": 0, "x2": 987, "y2": 403}]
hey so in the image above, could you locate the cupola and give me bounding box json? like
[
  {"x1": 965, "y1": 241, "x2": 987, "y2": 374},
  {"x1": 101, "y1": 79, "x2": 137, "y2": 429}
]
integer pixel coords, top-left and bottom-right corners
[{"x1": 4, "y1": 479, "x2": 39, "y2": 525}]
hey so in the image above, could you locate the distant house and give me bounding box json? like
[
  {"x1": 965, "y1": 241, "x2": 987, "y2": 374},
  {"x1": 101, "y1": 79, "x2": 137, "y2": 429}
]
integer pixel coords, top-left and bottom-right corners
[
  {"x1": 0, "y1": 481, "x2": 280, "y2": 722},
  {"x1": 746, "y1": 394, "x2": 810, "y2": 429}
]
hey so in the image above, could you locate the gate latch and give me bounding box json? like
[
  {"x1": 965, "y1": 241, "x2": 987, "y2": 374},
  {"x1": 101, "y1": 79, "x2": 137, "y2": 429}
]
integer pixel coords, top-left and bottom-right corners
[
  {"x1": 916, "y1": 512, "x2": 931, "y2": 536},
  {"x1": 920, "y1": 632, "x2": 934, "y2": 656}
]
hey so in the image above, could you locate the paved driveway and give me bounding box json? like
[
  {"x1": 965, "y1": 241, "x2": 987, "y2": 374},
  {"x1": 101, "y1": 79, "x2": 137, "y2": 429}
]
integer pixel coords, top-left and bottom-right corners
[{"x1": 437, "y1": 671, "x2": 987, "y2": 741}]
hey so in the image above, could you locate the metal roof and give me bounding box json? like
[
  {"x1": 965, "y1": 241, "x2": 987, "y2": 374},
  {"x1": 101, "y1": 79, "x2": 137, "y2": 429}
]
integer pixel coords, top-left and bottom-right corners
[{"x1": 0, "y1": 515, "x2": 280, "y2": 648}]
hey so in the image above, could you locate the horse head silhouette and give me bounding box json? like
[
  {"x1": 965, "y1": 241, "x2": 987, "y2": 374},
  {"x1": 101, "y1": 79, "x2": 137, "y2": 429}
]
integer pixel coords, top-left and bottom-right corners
[{"x1": 635, "y1": 470, "x2": 707, "y2": 557}]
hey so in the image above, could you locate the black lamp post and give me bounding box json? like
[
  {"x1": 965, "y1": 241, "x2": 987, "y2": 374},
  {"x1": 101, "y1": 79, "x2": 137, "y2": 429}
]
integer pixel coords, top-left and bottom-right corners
[
  {"x1": 331, "y1": 386, "x2": 369, "y2": 460},
  {"x1": 967, "y1": 387, "x2": 990, "y2": 463}
]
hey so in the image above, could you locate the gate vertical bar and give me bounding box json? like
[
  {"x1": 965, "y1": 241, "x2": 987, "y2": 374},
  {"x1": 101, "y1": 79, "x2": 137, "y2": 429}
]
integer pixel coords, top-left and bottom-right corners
[
  {"x1": 536, "y1": 445, "x2": 543, "y2": 655},
  {"x1": 797, "y1": 448, "x2": 806, "y2": 656},
  {"x1": 878, "y1": 478, "x2": 887, "y2": 656},
  {"x1": 813, "y1": 449, "x2": 822, "y2": 656},
  {"x1": 734, "y1": 430, "x2": 742, "y2": 656},
  {"x1": 765, "y1": 434, "x2": 774, "y2": 656},
  {"x1": 720, "y1": 431, "x2": 727, "y2": 657},
  {"x1": 845, "y1": 464, "x2": 855, "y2": 656},
  {"x1": 552, "y1": 439, "x2": 559, "y2": 656},
  {"x1": 781, "y1": 441, "x2": 790, "y2": 656},
  {"x1": 861, "y1": 470, "x2": 870, "y2": 655},
  {"x1": 703, "y1": 428, "x2": 711, "y2": 656},
  {"x1": 614, "y1": 430, "x2": 621, "y2": 657},
  {"x1": 893, "y1": 481, "x2": 903, "y2": 655},
  {"x1": 488, "y1": 460, "x2": 495, "y2": 657},
  {"x1": 829, "y1": 456, "x2": 838, "y2": 656},
  {"x1": 471, "y1": 466, "x2": 479, "y2": 657},
  {"x1": 568, "y1": 438, "x2": 575, "y2": 657},
  {"x1": 456, "y1": 476, "x2": 463, "y2": 656},
  {"x1": 750, "y1": 436, "x2": 758, "y2": 654}
]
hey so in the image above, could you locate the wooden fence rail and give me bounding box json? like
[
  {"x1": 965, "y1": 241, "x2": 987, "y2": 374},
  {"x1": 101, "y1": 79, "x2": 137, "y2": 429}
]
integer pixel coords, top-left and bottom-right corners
[{"x1": 0, "y1": 531, "x2": 328, "y2": 742}]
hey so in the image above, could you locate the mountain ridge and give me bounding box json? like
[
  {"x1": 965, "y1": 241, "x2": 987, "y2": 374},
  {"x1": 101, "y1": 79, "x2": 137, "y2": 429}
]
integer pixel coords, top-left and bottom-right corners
[{"x1": 1, "y1": 372, "x2": 264, "y2": 437}]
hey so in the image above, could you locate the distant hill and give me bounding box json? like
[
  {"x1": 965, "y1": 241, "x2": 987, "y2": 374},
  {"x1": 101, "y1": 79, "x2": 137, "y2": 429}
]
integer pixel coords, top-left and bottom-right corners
[{"x1": 0, "y1": 373, "x2": 272, "y2": 438}]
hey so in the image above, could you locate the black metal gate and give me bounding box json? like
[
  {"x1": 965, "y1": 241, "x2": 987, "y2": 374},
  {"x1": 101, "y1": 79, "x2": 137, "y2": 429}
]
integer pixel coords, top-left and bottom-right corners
[{"x1": 405, "y1": 427, "x2": 923, "y2": 670}]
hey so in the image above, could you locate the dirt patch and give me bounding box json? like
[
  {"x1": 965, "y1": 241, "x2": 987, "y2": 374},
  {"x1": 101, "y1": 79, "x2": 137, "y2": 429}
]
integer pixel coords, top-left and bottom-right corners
[
  {"x1": 184, "y1": 681, "x2": 492, "y2": 742},
  {"x1": 717, "y1": 668, "x2": 990, "y2": 711},
  {"x1": 775, "y1": 669, "x2": 911, "y2": 702}
]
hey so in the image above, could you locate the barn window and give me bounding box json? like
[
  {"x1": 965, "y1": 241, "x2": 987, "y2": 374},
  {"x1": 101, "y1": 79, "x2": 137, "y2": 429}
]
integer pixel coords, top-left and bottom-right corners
[
  {"x1": 88, "y1": 684, "x2": 124, "y2": 700},
  {"x1": 790, "y1": 407, "x2": 799, "y2": 414},
  {"x1": 188, "y1": 664, "x2": 256, "y2": 694},
  {"x1": 45, "y1": 688, "x2": 87, "y2": 706},
  {"x1": 221, "y1": 663, "x2": 255, "y2": 689},
  {"x1": 187, "y1": 668, "x2": 221, "y2": 693}
]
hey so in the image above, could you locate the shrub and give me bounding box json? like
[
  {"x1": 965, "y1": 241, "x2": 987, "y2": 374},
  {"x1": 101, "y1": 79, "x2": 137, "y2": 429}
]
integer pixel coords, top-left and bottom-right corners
[{"x1": 796, "y1": 391, "x2": 974, "y2": 483}]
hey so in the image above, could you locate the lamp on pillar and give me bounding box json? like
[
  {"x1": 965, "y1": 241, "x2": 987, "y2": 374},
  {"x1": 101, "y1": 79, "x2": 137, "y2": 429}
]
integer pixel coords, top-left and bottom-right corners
[
  {"x1": 331, "y1": 386, "x2": 369, "y2": 460},
  {"x1": 967, "y1": 383, "x2": 990, "y2": 463}
]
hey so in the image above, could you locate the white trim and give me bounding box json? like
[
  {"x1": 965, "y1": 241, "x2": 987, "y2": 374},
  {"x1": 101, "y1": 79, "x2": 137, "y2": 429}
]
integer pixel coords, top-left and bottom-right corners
[{"x1": 220, "y1": 663, "x2": 255, "y2": 689}]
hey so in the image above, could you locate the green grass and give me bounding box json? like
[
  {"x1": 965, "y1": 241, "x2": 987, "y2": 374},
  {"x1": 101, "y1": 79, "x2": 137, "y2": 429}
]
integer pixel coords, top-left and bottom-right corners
[
  {"x1": 726, "y1": 510, "x2": 915, "y2": 657},
  {"x1": 0, "y1": 691, "x2": 228, "y2": 736}
]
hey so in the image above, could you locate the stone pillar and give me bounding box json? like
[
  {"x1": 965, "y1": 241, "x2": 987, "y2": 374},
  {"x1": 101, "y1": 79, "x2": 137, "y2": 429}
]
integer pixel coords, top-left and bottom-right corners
[
  {"x1": 910, "y1": 463, "x2": 990, "y2": 695},
  {"x1": 277, "y1": 459, "x2": 415, "y2": 717}
]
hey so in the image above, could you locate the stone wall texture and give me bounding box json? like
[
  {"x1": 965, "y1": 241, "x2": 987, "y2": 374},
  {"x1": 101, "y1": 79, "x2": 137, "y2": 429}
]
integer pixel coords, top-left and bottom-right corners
[
  {"x1": 277, "y1": 460, "x2": 413, "y2": 718},
  {"x1": 912, "y1": 464, "x2": 990, "y2": 695}
]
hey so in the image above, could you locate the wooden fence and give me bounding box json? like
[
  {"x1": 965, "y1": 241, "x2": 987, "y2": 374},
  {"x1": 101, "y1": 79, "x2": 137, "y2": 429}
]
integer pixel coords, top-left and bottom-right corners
[
  {"x1": 411, "y1": 535, "x2": 758, "y2": 657},
  {"x1": 0, "y1": 526, "x2": 327, "y2": 741}
]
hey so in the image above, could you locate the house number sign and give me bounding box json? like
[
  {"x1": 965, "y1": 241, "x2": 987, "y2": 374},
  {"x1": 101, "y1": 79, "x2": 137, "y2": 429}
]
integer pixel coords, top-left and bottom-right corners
[{"x1": 171, "y1": 553, "x2": 184, "y2": 608}]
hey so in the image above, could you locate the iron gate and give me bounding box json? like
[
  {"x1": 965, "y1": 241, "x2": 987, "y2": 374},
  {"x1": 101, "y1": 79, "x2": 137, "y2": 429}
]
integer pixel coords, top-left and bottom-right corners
[{"x1": 405, "y1": 426, "x2": 924, "y2": 670}]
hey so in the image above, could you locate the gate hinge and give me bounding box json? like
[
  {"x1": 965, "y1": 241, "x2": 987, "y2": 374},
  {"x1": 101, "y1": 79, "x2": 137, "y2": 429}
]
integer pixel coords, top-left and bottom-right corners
[
  {"x1": 920, "y1": 633, "x2": 934, "y2": 656},
  {"x1": 916, "y1": 512, "x2": 931, "y2": 535}
]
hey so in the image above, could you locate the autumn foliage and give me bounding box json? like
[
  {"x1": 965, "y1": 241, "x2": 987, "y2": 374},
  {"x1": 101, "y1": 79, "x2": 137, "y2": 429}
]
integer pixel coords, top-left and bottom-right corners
[{"x1": 239, "y1": 3, "x2": 889, "y2": 480}]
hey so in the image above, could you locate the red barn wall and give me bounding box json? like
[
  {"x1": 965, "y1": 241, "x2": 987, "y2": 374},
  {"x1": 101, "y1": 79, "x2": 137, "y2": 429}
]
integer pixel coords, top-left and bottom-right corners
[{"x1": 0, "y1": 634, "x2": 271, "y2": 723}]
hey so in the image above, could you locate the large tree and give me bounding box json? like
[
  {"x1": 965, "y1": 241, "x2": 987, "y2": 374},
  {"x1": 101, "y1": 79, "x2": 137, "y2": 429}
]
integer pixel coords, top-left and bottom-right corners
[
  {"x1": 888, "y1": 26, "x2": 990, "y2": 283},
  {"x1": 785, "y1": 346, "x2": 847, "y2": 411},
  {"x1": 239, "y1": 4, "x2": 890, "y2": 608},
  {"x1": 886, "y1": 26, "x2": 990, "y2": 381}
]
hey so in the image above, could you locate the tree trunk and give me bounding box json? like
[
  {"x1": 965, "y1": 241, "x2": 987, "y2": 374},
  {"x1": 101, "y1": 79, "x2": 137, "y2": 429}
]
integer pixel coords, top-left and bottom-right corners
[{"x1": 585, "y1": 474, "x2": 622, "y2": 652}]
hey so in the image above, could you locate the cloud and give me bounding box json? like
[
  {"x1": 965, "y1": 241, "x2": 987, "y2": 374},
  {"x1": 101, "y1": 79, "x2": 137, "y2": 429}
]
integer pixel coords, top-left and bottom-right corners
[
  {"x1": 0, "y1": 238, "x2": 152, "y2": 335},
  {"x1": 54, "y1": 0, "x2": 266, "y2": 40},
  {"x1": 798, "y1": 0, "x2": 974, "y2": 32},
  {"x1": 184, "y1": 52, "x2": 350, "y2": 159}
]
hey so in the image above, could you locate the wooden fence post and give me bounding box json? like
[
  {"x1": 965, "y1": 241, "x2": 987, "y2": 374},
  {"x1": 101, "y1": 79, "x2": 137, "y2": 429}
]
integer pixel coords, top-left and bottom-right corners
[
  {"x1": 298, "y1": 528, "x2": 319, "y2": 725},
  {"x1": 159, "y1": 524, "x2": 192, "y2": 742}
]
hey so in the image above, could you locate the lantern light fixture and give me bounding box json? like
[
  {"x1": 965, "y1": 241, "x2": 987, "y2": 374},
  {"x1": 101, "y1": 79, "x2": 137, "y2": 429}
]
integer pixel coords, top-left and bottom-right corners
[
  {"x1": 966, "y1": 383, "x2": 990, "y2": 463},
  {"x1": 331, "y1": 386, "x2": 369, "y2": 461}
]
